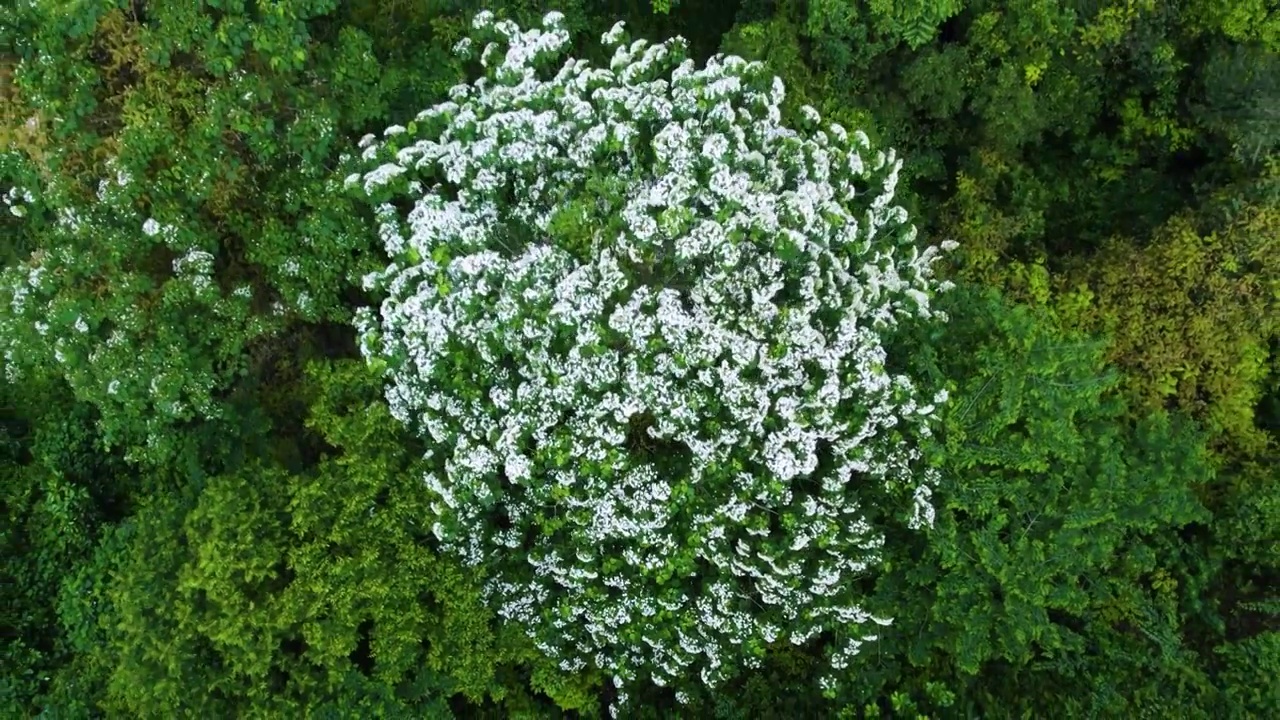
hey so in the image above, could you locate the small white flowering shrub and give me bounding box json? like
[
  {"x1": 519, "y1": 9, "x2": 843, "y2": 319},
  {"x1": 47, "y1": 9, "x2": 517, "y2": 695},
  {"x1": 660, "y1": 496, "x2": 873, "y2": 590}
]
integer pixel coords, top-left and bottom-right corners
[{"x1": 349, "y1": 10, "x2": 957, "y2": 703}]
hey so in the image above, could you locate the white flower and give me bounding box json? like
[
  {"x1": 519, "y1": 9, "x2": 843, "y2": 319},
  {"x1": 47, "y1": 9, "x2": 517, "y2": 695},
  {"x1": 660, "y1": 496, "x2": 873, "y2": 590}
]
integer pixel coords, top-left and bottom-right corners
[
  {"x1": 173, "y1": 248, "x2": 214, "y2": 276},
  {"x1": 142, "y1": 218, "x2": 161, "y2": 237},
  {"x1": 908, "y1": 481, "x2": 937, "y2": 530},
  {"x1": 352, "y1": 12, "x2": 955, "y2": 703},
  {"x1": 602, "y1": 21, "x2": 627, "y2": 45},
  {"x1": 362, "y1": 163, "x2": 406, "y2": 193}
]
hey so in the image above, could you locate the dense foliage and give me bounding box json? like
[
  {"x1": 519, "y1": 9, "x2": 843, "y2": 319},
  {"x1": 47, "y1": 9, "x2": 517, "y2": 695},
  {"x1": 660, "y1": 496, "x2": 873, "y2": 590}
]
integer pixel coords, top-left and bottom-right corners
[{"x1": 2, "y1": 1, "x2": 1276, "y2": 718}]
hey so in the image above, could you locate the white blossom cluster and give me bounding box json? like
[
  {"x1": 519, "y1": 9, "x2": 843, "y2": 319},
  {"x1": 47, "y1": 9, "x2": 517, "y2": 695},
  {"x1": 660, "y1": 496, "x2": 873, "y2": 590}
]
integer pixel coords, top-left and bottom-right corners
[
  {"x1": 4, "y1": 186, "x2": 34, "y2": 217},
  {"x1": 350, "y1": 11, "x2": 956, "y2": 704}
]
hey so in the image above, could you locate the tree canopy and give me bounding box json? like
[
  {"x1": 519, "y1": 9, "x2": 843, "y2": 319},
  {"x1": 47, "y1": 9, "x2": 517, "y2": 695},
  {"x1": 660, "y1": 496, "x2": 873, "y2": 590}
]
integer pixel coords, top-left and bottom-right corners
[{"x1": 2, "y1": 1, "x2": 1276, "y2": 717}]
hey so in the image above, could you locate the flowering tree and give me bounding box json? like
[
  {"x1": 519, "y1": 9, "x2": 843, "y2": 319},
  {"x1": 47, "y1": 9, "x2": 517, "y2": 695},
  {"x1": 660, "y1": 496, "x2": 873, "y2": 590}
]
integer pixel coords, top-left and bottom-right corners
[
  {"x1": 0, "y1": 0, "x2": 407, "y2": 466},
  {"x1": 349, "y1": 10, "x2": 957, "y2": 706}
]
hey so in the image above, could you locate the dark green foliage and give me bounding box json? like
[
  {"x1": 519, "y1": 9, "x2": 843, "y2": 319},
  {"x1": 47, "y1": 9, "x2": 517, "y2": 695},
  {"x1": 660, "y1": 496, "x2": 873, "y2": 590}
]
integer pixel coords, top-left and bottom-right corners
[
  {"x1": 0, "y1": 379, "x2": 126, "y2": 715},
  {"x1": 2, "y1": 0, "x2": 1278, "y2": 717},
  {"x1": 863, "y1": 286, "x2": 1218, "y2": 716},
  {"x1": 1195, "y1": 41, "x2": 1280, "y2": 166},
  {"x1": 1218, "y1": 631, "x2": 1280, "y2": 716},
  {"x1": 723, "y1": 0, "x2": 1276, "y2": 290}
]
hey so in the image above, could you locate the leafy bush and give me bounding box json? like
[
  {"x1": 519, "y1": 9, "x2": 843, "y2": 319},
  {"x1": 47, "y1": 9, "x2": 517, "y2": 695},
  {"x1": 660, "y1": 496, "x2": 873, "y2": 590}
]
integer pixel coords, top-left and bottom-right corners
[
  {"x1": 45, "y1": 359, "x2": 594, "y2": 717},
  {"x1": 864, "y1": 285, "x2": 1215, "y2": 716},
  {"x1": 0, "y1": 379, "x2": 123, "y2": 714},
  {"x1": 349, "y1": 11, "x2": 957, "y2": 707},
  {"x1": 1058, "y1": 177, "x2": 1280, "y2": 459}
]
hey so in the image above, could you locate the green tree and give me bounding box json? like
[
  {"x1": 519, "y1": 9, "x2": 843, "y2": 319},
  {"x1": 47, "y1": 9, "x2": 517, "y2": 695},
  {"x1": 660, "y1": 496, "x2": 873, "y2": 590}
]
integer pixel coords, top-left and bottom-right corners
[
  {"x1": 46, "y1": 359, "x2": 596, "y2": 717},
  {"x1": 0, "y1": 376, "x2": 131, "y2": 713},
  {"x1": 862, "y1": 285, "x2": 1217, "y2": 716},
  {"x1": 724, "y1": 0, "x2": 1276, "y2": 294},
  {"x1": 1057, "y1": 189, "x2": 1280, "y2": 460},
  {"x1": 0, "y1": 0, "x2": 462, "y2": 465}
]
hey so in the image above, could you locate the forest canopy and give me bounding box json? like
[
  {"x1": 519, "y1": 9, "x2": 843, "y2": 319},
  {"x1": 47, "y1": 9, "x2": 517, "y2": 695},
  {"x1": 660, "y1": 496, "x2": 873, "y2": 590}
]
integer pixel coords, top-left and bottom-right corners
[{"x1": 2, "y1": 1, "x2": 1277, "y2": 718}]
